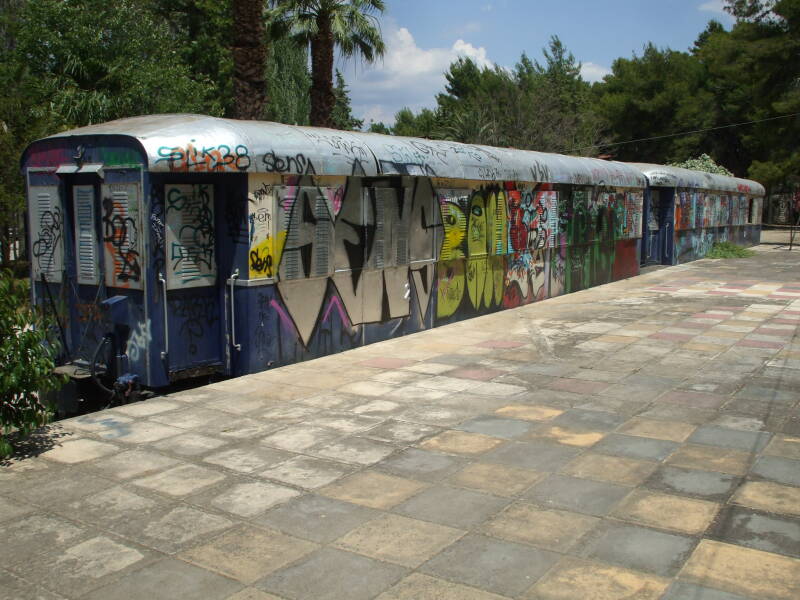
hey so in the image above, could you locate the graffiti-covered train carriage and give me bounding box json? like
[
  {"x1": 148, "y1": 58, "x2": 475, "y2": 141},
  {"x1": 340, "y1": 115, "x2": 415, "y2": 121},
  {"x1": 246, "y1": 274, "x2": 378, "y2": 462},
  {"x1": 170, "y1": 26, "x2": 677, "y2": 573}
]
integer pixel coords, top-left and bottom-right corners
[{"x1": 20, "y1": 114, "x2": 763, "y2": 397}]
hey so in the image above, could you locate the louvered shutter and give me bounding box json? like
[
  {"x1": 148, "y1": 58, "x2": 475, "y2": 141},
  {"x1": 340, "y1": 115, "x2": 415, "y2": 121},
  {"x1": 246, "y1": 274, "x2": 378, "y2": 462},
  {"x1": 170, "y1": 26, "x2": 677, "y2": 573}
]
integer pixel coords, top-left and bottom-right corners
[
  {"x1": 374, "y1": 190, "x2": 386, "y2": 269},
  {"x1": 73, "y1": 186, "x2": 98, "y2": 284},
  {"x1": 29, "y1": 185, "x2": 64, "y2": 283},
  {"x1": 546, "y1": 191, "x2": 558, "y2": 247},
  {"x1": 395, "y1": 189, "x2": 410, "y2": 266},
  {"x1": 165, "y1": 184, "x2": 216, "y2": 289},
  {"x1": 313, "y1": 189, "x2": 334, "y2": 277},
  {"x1": 281, "y1": 187, "x2": 303, "y2": 280},
  {"x1": 102, "y1": 183, "x2": 143, "y2": 289}
]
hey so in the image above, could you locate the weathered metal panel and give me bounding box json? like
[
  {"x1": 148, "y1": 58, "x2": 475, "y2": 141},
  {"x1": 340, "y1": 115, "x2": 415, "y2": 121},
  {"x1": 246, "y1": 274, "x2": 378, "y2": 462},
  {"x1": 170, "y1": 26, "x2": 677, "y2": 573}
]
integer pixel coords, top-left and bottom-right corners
[
  {"x1": 627, "y1": 163, "x2": 766, "y2": 196},
  {"x1": 164, "y1": 183, "x2": 216, "y2": 289},
  {"x1": 28, "y1": 184, "x2": 64, "y2": 283},
  {"x1": 43, "y1": 114, "x2": 648, "y2": 187}
]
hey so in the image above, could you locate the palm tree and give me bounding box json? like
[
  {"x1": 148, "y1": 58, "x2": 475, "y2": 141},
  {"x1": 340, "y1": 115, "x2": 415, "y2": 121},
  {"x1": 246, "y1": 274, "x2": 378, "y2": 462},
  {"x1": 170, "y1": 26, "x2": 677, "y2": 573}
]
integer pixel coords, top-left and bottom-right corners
[
  {"x1": 232, "y1": 0, "x2": 268, "y2": 119},
  {"x1": 270, "y1": 0, "x2": 385, "y2": 128}
]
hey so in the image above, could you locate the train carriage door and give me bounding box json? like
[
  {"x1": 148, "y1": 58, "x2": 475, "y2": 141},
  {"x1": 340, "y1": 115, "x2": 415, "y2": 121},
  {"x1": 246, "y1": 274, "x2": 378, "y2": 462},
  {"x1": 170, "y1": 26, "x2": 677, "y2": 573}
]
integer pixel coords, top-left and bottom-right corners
[
  {"x1": 643, "y1": 188, "x2": 673, "y2": 265},
  {"x1": 160, "y1": 183, "x2": 223, "y2": 377}
]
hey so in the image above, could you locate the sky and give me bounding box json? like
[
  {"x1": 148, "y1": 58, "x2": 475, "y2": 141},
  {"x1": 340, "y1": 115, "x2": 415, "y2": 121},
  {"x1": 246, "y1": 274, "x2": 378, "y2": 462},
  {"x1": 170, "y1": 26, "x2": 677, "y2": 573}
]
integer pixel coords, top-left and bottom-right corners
[{"x1": 339, "y1": 0, "x2": 735, "y2": 126}]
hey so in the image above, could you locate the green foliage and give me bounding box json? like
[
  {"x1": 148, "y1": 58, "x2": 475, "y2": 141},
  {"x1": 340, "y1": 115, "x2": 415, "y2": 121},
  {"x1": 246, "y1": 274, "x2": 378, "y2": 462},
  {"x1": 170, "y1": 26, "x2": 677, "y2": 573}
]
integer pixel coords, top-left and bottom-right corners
[
  {"x1": 367, "y1": 121, "x2": 392, "y2": 134},
  {"x1": 705, "y1": 241, "x2": 756, "y2": 258},
  {"x1": 594, "y1": 43, "x2": 713, "y2": 164},
  {"x1": 16, "y1": 0, "x2": 221, "y2": 128},
  {"x1": 0, "y1": 271, "x2": 65, "y2": 457},
  {"x1": 270, "y1": 0, "x2": 386, "y2": 61},
  {"x1": 266, "y1": 37, "x2": 312, "y2": 125},
  {"x1": 148, "y1": 0, "x2": 234, "y2": 116},
  {"x1": 331, "y1": 70, "x2": 363, "y2": 130},
  {"x1": 595, "y1": 0, "x2": 799, "y2": 186},
  {"x1": 670, "y1": 154, "x2": 734, "y2": 175},
  {"x1": 393, "y1": 108, "x2": 439, "y2": 138},
  {"x1": 394, "y1": 36, "x2": 603, "y2": 153},
  {"x1": 268, "y1": 0, "x2": 386, "y2": 127}
]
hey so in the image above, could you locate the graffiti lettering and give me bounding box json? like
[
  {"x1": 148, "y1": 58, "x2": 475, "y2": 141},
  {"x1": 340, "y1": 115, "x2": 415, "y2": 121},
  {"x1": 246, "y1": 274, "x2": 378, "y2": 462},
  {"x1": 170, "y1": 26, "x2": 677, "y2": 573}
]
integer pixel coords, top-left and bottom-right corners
[
  {"x1": 32, "y1": 207, "x2": 63, "y2": 276},
  {"x1": 249, "y1": 246, "x2": 274, "y2": 277},
  {"x1": 102, "y1": 196, "x2": 141, "y2": 284},
  {"x1": 261, "y1": 151, "x2": 316, "y2": 174},
  {"x1": 156, "y1": 142, "x2": 250, "y2": 172},
  {"x1": 168, "y1": 296, "x2": 218, "y2": 356}
]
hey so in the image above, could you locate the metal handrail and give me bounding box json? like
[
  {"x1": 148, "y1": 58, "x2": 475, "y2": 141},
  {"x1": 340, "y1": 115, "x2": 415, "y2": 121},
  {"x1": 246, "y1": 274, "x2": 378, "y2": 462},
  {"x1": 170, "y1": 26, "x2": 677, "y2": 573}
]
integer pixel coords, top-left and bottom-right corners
[
  {"x1": 229, "y1": 269, "x2": 241, "y2": 351},
  {"x1": 158, "y1": 273, "x2": 168, "y2": 360}
]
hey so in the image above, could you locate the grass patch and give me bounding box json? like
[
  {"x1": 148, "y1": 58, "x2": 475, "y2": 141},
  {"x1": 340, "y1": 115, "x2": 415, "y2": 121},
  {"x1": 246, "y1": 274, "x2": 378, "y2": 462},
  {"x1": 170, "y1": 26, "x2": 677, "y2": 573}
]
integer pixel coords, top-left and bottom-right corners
[{"x1": 705, "y1": 241, "x2": 756, "y2": 259}]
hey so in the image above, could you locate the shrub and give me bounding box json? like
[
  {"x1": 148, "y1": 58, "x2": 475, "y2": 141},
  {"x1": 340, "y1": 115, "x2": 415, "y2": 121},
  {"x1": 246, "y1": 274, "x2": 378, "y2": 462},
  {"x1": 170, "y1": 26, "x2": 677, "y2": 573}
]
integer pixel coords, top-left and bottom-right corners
[
  {"x1": 705, "y1": 241, "x2": 756, "y2": 259},
  {"x1": 0, "y1": 270, "x2": 65, "y2": 457}
]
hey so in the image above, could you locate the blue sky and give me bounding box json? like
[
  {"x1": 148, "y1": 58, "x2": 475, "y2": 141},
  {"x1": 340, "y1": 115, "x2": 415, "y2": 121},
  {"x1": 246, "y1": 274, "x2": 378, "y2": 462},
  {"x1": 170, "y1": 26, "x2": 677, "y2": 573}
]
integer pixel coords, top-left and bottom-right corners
[{"x1": 342, "y1": 0, "x2": 735, "y2": 125}]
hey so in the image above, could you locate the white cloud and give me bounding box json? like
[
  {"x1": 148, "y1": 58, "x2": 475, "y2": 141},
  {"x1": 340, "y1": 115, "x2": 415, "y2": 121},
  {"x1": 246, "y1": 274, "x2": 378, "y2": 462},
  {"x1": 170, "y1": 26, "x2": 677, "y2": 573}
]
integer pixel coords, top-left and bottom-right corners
[
  {"x1": 344, "y1": 24, "x2": 494, "y2": 126},
  {"x1": 580, "y1": 62, "x2": 611, "y2": 83}
]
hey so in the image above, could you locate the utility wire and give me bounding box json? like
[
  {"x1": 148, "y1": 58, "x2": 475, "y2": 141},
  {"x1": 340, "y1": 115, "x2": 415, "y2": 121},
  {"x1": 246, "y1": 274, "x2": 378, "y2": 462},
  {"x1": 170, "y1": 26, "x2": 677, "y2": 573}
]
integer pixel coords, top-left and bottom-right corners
[{"x1": 565, "y1": 112, "x2": 800, "y2": 154}]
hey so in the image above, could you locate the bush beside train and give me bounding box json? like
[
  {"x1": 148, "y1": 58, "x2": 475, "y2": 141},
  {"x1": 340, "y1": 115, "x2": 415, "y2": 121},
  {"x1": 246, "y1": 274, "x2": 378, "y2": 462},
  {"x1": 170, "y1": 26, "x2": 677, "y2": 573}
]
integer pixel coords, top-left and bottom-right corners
[{"x1": 20, "y1": 115, "x2": 764, "y2": 401}]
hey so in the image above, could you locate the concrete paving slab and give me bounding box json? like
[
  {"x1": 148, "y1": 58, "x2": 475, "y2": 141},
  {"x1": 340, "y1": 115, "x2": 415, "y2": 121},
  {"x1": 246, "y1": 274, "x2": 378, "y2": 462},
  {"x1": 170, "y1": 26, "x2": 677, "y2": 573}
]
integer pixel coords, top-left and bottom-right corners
[
  {"x1": 335, "y1": 513, "x2": 463, "y2": 567},
  {"x1": 681, "y1": 539, "x2": 800, "y2": 600},
  {"x1": 257, "y1": 547, "x2": 407, "y2": 600},
  {"x1": 376, "y1": 573, "x2": 510, "y2": 600},
  {"x1": 255, "y1": 494, "x2": 378, "y2": 543},
  {"x1": 591, "y1": 433, "x2": 679, "y2": 461},
  {"x1": 750, "y1": 455, "x2": 800, "y2": 486},
  {"x1": 378, "y1": 447, "x2": 467, "y2": 482},
  {"x1": 579, "y1": 522, "x2": 695, "y2": 577},
  {"x1": 707, "y1": 506, "x2": 800, "y2": 559},
  {"x1": 482, "y1": 502, "x2": 598, "y2": 552},
  {"x1": 394, "y1": 485, "x2": 509, "y2": 529},
  {"x1": 420, "y1": 534, "x2": 559, "y2": 597},
  {"x1": 8, "y1": 245, "x2": 800, "y2": 598},
  {"x1": 526, "y1": 556, "x2": 669, "y2": 600},
  {"x1": 483, "y1": 440, "x2": 581, "y2": 471},
  {"x1": 180, "y1": 525, "x2": 317, "y2": 584},
  {"x1": 525, "y1": 474, "x2": 630, "y2": 516},
  {"x1": 83, "y1": 557, "x2": 243, "y2": 600}
]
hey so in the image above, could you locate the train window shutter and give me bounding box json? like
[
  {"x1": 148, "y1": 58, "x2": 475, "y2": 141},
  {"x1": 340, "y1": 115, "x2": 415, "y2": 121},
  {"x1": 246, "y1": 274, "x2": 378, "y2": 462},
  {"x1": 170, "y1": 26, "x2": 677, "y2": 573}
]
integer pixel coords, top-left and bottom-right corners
[
  {"x1": 395, "y1": 188, "x2": 410, "y2": 266},
  {"x1": 101, "y1": 183, "x2": 143, "y2": 289},
  {"x1": 165, "y1": 183, "x2": 216, "y2": 289},
  {"x1": 374, "y1": 190, "x2": 386, "y2": 269},
  {"x1": 312, "y1": 189, "x2": 334, "y2": 278},
  {"x1": 29, "y1": 185, "x2": 64, "y2": 283},
  {"x1": 73, "y1": 185, "x2": 98, "y2": 284}
]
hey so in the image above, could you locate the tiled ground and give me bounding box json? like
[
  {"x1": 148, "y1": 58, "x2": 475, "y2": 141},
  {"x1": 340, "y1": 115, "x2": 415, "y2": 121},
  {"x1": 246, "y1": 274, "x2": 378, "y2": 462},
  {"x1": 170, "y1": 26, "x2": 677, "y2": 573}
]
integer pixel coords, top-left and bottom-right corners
[{"x1": 2, "y1": 244, "x2": 800, "y2": 600}]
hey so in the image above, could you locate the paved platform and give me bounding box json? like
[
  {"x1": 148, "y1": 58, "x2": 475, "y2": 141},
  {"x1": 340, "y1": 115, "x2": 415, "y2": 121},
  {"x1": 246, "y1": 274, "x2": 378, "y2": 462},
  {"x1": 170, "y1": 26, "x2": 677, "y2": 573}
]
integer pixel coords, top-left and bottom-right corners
[{"x1": 2, "y1": 244, "x2": 800, "y2": 600}]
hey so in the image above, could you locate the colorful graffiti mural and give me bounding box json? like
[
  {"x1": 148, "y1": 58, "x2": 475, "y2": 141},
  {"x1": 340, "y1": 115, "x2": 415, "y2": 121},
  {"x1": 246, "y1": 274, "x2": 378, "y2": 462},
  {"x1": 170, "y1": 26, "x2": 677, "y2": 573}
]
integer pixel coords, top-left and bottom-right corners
[
  {"x1": 244, "y1": 178, "x2": 645, "y2": 366},
  {"x1": 673, "y1": 189, "x2": 762, "y2": 262}
]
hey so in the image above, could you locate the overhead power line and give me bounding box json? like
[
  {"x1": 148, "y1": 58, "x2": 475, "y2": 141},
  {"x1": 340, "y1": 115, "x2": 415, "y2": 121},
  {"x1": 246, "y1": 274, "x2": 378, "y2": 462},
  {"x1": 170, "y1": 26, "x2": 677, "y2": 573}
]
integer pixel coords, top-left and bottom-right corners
[{"x1": 565, "y1": 112, "x2": 800, "y2": 154}]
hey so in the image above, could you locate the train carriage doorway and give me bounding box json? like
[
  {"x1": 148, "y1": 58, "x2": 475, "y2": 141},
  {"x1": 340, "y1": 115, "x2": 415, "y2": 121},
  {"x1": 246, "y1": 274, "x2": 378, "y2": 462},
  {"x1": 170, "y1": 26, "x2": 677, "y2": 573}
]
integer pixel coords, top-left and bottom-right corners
[
  {"x1": 642, "y1": 188, "x2": 673, "y2": 265},
  {"x1": 160, "y1": 183, "x2": 224, "y2": 378}
]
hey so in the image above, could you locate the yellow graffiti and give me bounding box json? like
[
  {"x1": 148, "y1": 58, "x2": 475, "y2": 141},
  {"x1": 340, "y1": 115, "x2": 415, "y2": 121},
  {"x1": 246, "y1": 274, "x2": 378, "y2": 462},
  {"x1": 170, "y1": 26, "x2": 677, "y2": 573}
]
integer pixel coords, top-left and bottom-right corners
[
  {"x1": 468, "y1": 193, "x2": 487, "y2": 256},
  {"x1": 486, "y1": 190, "x2": 507, "y2": 255},
  {"x1": 436, "y1": 259, "x2": 466, "y2": 318},
  {"x1": 441, "y1": 202, "x2": 466, "y2": 260},
  {"x1": 248, "y1": 230, "x2": 286, "y2": 279},
  {"x1": 492, "y1": 190, "x2": 508, "y2": 255},
  {"x1": 466, "y1": 255, "x2": 505, "y2": 310}
]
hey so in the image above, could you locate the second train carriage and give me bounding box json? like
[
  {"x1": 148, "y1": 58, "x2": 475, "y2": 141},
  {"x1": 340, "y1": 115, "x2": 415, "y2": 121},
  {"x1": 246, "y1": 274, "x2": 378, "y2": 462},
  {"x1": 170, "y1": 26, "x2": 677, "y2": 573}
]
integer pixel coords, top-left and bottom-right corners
[
  {"x1": 630, "y1": 163, "x2": 764, "y2": 265},
  {"x1": 20, "y1": 114, "x2": 762, "y2": 392}
]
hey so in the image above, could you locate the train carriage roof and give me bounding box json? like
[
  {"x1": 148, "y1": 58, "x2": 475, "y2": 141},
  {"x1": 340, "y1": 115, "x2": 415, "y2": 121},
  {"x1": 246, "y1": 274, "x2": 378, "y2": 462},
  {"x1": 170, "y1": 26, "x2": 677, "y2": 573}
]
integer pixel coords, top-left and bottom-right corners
[
  {"x1": 38, "y1": 114, "x2": 647, "y2": 188},
  {"x1": 627, "y1": 163, "x2": 765, "y2": 196}
]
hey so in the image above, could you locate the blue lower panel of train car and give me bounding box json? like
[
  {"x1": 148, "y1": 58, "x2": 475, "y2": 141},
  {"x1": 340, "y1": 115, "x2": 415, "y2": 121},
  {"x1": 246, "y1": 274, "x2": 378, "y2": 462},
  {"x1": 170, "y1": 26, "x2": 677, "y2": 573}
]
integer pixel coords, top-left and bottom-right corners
[
  {"x1": 673, "y1": 188, "x2": 762, "y2": 264},
  {"x1": 229, "y1": 178, "x2": 645, "y2": 377}
]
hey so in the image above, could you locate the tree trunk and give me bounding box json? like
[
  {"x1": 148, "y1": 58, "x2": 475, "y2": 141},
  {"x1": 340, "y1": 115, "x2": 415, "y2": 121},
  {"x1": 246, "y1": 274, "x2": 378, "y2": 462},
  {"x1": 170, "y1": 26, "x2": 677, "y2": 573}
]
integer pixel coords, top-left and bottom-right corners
[
  {"x1": 232, "y1": 0, "x2": 268, "y2": 120},
  {"x1": 310, "y1": 11, "x2": 335, "y2": 128}
]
